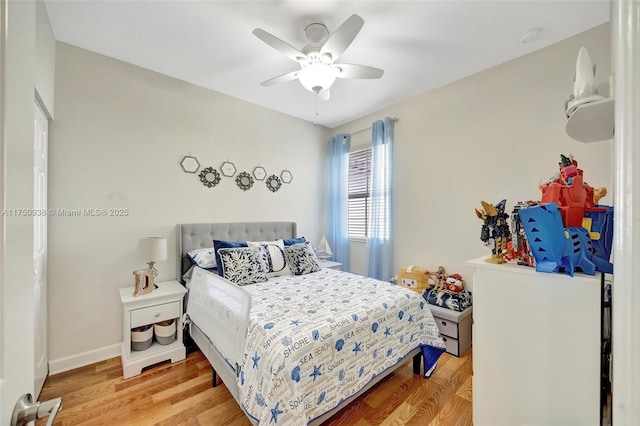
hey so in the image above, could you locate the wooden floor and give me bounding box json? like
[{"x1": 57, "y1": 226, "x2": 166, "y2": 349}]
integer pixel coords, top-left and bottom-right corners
[{"x1": 38, "y1": 348, "x2": 472, "y2": 426}]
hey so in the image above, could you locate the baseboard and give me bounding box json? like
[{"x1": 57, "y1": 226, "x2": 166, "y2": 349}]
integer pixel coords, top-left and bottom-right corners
[{"x1": 48, "y1": 343, "x2": 121, "y2": 375}]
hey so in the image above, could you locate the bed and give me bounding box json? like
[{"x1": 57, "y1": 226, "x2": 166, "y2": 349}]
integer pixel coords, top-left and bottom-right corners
[{"x1": 177, "y1": 222, "x2": 445, "y2": 425}]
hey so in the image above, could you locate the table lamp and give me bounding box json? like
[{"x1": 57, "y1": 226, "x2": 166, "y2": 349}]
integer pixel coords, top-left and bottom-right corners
[{"x1": 139, "y1": 237, "x2": 167, "y2": 277}]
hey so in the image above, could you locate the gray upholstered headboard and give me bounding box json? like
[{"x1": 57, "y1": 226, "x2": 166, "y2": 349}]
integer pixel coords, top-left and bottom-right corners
[{"x1": 176, "y1": 222, "x2": 297, "y2": 283}]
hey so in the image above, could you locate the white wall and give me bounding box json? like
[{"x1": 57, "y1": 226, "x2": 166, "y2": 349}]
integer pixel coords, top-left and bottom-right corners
[
  {"x1": 35, "y1": 0, "x2": 55, "y2": 118},
  {"x1": 335, "y1": 23, "x2": 612, "y2": 288},
  {"x1": 47, "y1": 43, "x2": 328, "y2": 368}
]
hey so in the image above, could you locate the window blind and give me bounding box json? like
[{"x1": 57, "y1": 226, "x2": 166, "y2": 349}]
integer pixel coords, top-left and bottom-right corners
[{"x1": 348, "y1": 148, "x2": 371, "y2": 238}]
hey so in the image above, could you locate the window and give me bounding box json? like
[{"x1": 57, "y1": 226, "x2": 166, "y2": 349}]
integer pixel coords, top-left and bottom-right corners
[{"x1": 348, "y1": 148, "x2": 371, "y2": 238}]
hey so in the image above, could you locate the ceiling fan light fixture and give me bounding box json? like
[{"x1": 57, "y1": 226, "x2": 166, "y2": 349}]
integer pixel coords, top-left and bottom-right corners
[{"x1": 298, "y1": 63, "x2": 337, "y2": 93}]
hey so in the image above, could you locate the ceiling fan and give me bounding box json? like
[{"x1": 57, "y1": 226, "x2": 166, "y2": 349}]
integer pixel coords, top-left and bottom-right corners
[{"x1": 253, "y1": 14, "x2": 384, "y2": 101}]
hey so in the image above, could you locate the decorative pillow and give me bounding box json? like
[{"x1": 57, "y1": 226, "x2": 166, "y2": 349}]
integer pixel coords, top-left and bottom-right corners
[
  {"x1": 187, "y1": 247, "x2": 217, "y2": 269},
  {"x1": 284, "y1": 241, "x2": 321, "y2": 275},
  {"x1": 213, "y1": 240, "x2": 247, "y2": 276},
  {"x1": 247, "y1": 239, "x2": 292, "y2": 278},
  {"x1": 217, "y1": 246, "x2": 268, "y2": 285},
  {"x1": 282, "y1": 236, "x2": 307, "y2": 246}
]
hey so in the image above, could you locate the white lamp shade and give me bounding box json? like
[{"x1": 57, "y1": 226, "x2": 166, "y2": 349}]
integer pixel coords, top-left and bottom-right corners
[
  {"x1": 298, "y1": 64, "x2": 337, "y2": 93},
  {"x1": 139, "y1": 237, "x2": 167, "y2": 262}
]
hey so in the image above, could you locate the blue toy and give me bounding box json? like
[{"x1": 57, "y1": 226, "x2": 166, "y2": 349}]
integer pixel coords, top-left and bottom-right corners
[{"x1": 518, "y1": 203, "x2": 613, "y2": 276}]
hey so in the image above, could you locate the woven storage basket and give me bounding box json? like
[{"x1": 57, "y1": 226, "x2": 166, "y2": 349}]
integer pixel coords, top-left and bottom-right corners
[
  {"x1": 131, "y1": 324, "x2": 153, "y2": 351},
  {"x1": 154, "y1": 319, "x2": 176, "y2": 345}
]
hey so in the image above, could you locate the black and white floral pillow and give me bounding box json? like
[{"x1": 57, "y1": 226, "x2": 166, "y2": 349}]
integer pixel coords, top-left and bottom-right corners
[
  {"x1": 284, "y1": 241, "x2": 321, "y2": 275},
  {"x1": 217, "y1": 246, "x2": 268, "y2": 285}
]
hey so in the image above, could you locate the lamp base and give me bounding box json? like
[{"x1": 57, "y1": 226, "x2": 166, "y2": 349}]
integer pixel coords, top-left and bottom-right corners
[{"x1": 145, "y1": 262, "x2": 159, "y2": 288}]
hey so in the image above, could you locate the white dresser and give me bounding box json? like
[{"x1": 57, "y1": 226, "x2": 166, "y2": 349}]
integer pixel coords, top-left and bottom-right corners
[{"x1": 468, "y1": 257, "x2": 603, "y2": 426}]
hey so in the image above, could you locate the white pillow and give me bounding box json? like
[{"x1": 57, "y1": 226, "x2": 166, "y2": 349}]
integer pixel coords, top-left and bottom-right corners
[{"x1": 247, "y1": 239, "x2": 293, "y2": 278}]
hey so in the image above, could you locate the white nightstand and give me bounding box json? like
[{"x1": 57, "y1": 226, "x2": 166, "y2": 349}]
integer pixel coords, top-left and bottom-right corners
[
  {"x1": 318, "y1": 260, "x2": 342, "y2": 270},
  {"x1": 119, "y1": 280, "x2": 187, "y2": 379},
  {"x1": 428, "y1": 304, "x2": 472, "y2": 357}
]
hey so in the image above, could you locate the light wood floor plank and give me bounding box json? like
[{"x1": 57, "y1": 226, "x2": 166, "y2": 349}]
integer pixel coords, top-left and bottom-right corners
[{"x1": 38, "y1": 348, "x2": 473, "y2": 425}]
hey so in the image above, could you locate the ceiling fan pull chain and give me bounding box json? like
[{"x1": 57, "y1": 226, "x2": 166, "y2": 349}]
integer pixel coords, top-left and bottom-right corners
[{"x1": 313, "y1": 92, "x2": 319, "y2": 125}]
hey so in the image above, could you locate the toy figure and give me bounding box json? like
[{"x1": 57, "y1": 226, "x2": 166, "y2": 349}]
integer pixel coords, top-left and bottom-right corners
[
  {"x1": 430, "y1": 266, "x2": 447, "y2": 291},
  {"x1": 508, "y1": 201, "x2": 538, "y2": 267},
  {"x1": 539, "y1": 154, "x2": 608, "y2": 227},
  {"x1": 475, "y1": 199, "x2": 510, "y2": 264}
]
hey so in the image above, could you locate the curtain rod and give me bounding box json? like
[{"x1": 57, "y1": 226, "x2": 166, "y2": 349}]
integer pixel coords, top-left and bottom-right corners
[{"x1": 348, "y1": 117, "x2": 399, "y2": 136}]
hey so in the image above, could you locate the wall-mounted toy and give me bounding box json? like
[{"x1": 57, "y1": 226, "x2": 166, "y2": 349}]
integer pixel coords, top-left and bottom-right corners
[{"x1": 475, "y1": 199, "x2": 511, "y2": 264}]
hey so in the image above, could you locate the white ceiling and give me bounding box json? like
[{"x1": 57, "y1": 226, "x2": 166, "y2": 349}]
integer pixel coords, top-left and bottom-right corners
[{"x1": 44, "y1": 1, "x2": 610, "y2": 128}]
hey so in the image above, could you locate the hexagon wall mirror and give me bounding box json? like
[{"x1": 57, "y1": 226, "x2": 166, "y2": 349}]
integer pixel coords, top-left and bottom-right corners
[
  {"x1": 280, "y1": 170, "x2": 293, "y2": 184},
  {"x1": 253, "y1": 166, "x2": 267, "y2": 181},
  {"x1": 180, "y1": 155, "x2": 200, "y2": 173},
  {"x1": 221, "y1": 161, "x2": 237, "y2": 177}
]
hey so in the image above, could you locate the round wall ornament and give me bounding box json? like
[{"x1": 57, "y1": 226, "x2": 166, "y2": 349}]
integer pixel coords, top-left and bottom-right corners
[
  {"x1": 199, "y1": 167, "x2": 221, "y2": 188},
  {"x1": 265, "y1": 175, "x2": 282, "y2": 192},
  {"x1": 236, "y1": 171, "x2": 254, "y2": 191}
]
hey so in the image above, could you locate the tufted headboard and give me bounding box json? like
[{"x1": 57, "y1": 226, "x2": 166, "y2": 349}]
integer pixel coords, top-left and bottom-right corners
[{"x1": 176, "y1": 222, "x2": 297, "y2": 284}]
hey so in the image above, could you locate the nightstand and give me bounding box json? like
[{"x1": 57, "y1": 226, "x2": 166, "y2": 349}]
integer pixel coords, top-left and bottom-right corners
[
  {"x1": 318, "y1": 260, "x2": 342, "y2": 270},
  {"x1": 119, "y1": 280, "x2": 187, "y2": 379},
  {"x1": 428, "y1": 304, "x2": 473, "y2": 357}
]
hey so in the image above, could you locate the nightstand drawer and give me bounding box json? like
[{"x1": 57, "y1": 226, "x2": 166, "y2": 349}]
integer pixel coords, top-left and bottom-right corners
[
  {"x1": 131, "y1": 301, "x2": 181, "y2": 328},
  {"x1": 441, "y1": 335, "x2": 460, "y2": 356},
  {"x1": 433, "y1": 315, "x2": 459, "y2": 339}
]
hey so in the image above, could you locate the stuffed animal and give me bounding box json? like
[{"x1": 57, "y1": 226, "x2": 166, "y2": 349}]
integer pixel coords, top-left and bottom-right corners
[{"x1": 445, "y1": 273, "x2": 464, "y2": 293}]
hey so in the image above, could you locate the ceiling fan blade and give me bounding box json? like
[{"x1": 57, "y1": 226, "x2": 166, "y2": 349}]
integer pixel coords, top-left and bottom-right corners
[
  {"x1": 320, "y1": 14, "x2": 364, "y2": 61},
  {"x1": 335, "y1": 64, "x2": 384, "y2": 79},
  {"x1": 260, "y1": 70, "x2": 299, "y2": 87},
  {"x1": 318, "y1": 89, "x2": 330, "y2": 102},
  {"x1": 253, "y1": 28, "x2": 307, "y2": 63}
]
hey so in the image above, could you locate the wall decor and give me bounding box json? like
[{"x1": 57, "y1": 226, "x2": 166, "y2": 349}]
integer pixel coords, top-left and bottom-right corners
[
  {"x1": 236, "y1": 172, "x2": 254, "y2": 191},
  {"x1": 221, "y1": 161, "x2": 237, "y2": 177},
  {"x1": 253, "y1": 166, "x2": 267, "y2": 181},
  {"x1": 199, "y1": 167, "x2": 221, "y2": 188},
  {"x1": 266, "y1": 174, "x2": 282, "y2": 192},
  {"x1": 180, "y1": 155, "x2": 200, "y2": 173},
  {"x1": 280, "y1": 169, "x2": 293, "y2": 184}
]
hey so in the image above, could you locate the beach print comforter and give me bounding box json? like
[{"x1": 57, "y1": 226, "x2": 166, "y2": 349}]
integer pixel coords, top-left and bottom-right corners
[{"x1": 238, "y1": 268, "x2": 445, "y2": 424}]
